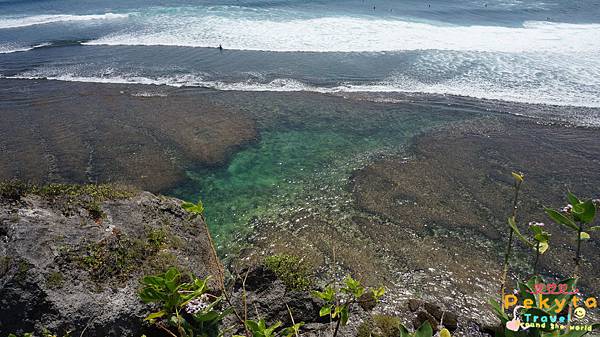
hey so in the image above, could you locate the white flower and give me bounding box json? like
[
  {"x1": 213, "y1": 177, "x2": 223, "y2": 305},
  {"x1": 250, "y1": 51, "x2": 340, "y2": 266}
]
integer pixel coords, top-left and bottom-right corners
[
  {"x1": 184, "y1": 294, "x2": 212, "y2": 315},
  {"x1": 560, "y1": 204, "x2": 573, "y2": 213}
]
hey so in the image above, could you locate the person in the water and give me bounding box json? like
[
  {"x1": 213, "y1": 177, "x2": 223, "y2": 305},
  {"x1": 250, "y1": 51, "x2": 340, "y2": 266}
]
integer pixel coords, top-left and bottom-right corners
[{"x1": 218, "y1": 44, "x2": 223, "y2": 51}]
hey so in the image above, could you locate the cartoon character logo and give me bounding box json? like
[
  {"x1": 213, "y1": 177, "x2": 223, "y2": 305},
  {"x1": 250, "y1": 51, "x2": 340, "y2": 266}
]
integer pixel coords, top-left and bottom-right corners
[
  {"x1": 506, "y1": 306, "x2": 525, "y2": 331},
  {"x1": 574, "y1": 307, "x2": 587, "y2": 320}
]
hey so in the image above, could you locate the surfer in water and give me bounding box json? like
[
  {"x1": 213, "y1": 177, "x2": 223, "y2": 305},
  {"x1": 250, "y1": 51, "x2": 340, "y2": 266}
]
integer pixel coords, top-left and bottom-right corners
[{"x1": 218, "y1": 44, "x2": 223, "y2": 51}]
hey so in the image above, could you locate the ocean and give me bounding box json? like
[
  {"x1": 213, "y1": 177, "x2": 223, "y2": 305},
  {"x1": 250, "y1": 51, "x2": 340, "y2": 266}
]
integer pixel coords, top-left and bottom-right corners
[{"x1": 1, "y1": 0, "x2": 600, "y2": 111}]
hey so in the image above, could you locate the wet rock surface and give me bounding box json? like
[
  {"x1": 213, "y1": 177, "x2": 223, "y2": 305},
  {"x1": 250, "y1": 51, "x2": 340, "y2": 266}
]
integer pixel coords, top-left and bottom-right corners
[
  {"x1": 240, "y1": 116, "x2": 600, "y2": 335},
  {"x1": 352, "y1": 117, "x2": 600, "y2": 294},
  {"x1": 0, "y1": 79, "x2": 257, "y2": 192},
  {"x1": 0, "y1": 186, "x2": 222, "y2": 336}
]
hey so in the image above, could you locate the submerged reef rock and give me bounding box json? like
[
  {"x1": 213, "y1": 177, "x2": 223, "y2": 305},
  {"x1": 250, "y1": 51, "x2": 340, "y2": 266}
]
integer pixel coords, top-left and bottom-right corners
[
  {"x1": 0, "y1": 182, "x2": 222, "y2": 336},
  {"x1": 0, "y1": 80, "x2": 257, "y2": 192}
]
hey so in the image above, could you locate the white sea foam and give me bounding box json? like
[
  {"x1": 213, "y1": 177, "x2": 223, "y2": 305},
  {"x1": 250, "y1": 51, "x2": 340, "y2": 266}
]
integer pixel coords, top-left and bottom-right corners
[
  {"x1": 85, "y1": 12, "x2": 600, "y2": 54},
  {"x1": 0, "y1": 42, "x2": 51, "y2": 53},
  {"x1": 6, "y1": 68, "x2": 600, "y2": 109},
  {"x1": 0, "y1": 13, "x2": 129, "y2": 29},
  {"x1": 7, "y1": 71, "x2": 599, "y2": 126}
]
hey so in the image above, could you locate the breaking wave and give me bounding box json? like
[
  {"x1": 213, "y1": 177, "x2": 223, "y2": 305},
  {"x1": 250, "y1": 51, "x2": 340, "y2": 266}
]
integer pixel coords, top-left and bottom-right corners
[{"x1": 0, "y1": 13, "x2": 129, "y2": 29}]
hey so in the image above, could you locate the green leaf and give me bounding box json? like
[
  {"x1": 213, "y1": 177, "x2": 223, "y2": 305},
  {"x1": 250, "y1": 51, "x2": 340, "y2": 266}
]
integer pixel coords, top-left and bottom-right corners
[
  {"x1": 508, "y1": 217, "x2": 534, "y2": 247},
  {"x1": 332, "y1": 305, "x2": 342, "y2": 319},
  {"x1": 537, "y1": 241, "x2": 549, "y2": 254},
  {"x1": 313, "y1": 286, "x2": 335, "y2": 302},
  {"x1": 319, "y1": 305, "x2": 332, "y2": 317},
  {"x1": 530, "y1": 225, "x2": 543, "y2": 235},
  {"x1": 144, "y1": 310, "x2": 167, "y2": 321},
  {"x1": 512, "y1": 172, "x2": 524, "y2": 183},
  {"x1": 373, "y1": 286, "x2": 385, "y2": 299},
  {"x1": 245, "y1": 319, "x2": 260, "y2": 333},
  {"x1": 588, "y1": 226, "x2": 600, "y2": 231},
  {"x1": 282, "y1": 322, "x2": 304, "y2": 337},
  {"x1": 533, "y1": 233, "x2": 550, "y2": 242},
  {"x1": 414, "y1": 321, "x2": 434, "y2": 337},
  {"x1": 142, "y1": 275, "x2": 164, "y2": 287},
  {"x1": 340, "y1": 306, "x2": 349, "y2": 326},
  {"x1": 139, "y1": 288, "x2": 164, "y2": 303},
  {"x1": 545, "y1": 208, "x2": 579, "y2": 231},
  {"x1": 567, "y1": 192, "x2": 580, "y2": 207},
  {"x1": 488, "y1": 298, "x2": 508, "y2": 321},
  {"x1": 265, "y1": 321, "x2": 282, "y2": 336},
  {"x1": 517, "y1": 282, "x2": 537, "y2": 304},
  {"x1": 342, "y1": 275, "x2": 365, "y2": 298},
  {"x1": 165, "y1": 267, "x2": 179, "y2": 282},
  {"x1": 580, "y1": 232, "x2": 591, "y2": 240},
  {"x1": 440, "y1": 328, "x2": 452, "y2": 337},
  {"x1": 398, "y1": 324, "x2": 411, "y2": 337},
  {"x1": 578, "y1": 200, "x2": 596, "y2": 224}
]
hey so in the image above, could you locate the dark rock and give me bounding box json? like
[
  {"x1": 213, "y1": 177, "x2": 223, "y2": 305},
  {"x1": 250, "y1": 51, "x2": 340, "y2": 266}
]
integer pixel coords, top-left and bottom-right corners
[
  {"x1": 424, "y1": 302, "x2": 458, "y2": 331},
  {"x1": 358, "y1": 291, "x2": 378, "y2": 311},
  {"x1": 0, "y1": 187, "x2": 222, "y2": 336},
  {"x1": 234, "y1": 265, "x2": 278, "y2": 292},
  {"x1": 408, "y1": 299, "x2": 424, "y2": 312},
  {"x1": 413, "y1": 310, "x2": 438, "y2": 332},
  {"x1": 225, "y1": 265, "x2": 328, "y2": 335},
  {"x1": 407, "y1": 299, "x2": 458, "y2": 332}
]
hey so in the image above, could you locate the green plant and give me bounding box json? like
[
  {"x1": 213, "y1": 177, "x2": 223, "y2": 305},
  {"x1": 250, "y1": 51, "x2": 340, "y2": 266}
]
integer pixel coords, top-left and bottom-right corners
[
  {"x1": 507, "y1": 220, "x2": 551, "y2": 274},
  {"x1": 544, "y1": 192, "x2": 598, "y2": 332},
  {"x1": 238, "y1": 319, "x2": 304, "y2": 337},
  {"x1": 397, "y1": 321, "x2": 437, "y2": 337},
  {"x1": 245, "y1": 319, "x2": 282, "y2": 337},
  {"x1": 46, "y1": 271, "x2": 64, "y2": 289},
  {"x1": 181, "y1": 196, "x2": 223, "y2": 289},
  {"x1": 139, "y1": 267, "x2": 230, "y2": 337},
  {"x1": 489, "y1": 186, "x2": 599, "y2": 337},
  {"x1": 264, "y1": 254, "x2": 313, "y2": 291},
  {"x1": 500, "y1": 172, "x2": 524, "y2": 309},
  {"x1": 544, "y1": 192, "x2": 597, "y2": 280},
  {"x1": 182, "y1": 199, "x2": 205, "y2": 216},
  {"x1": 41, "y1": 329, "x2": 72, "y2": 337},
  {"x1": 314, "y1": 275, "x2": 385, "y2": 337}
]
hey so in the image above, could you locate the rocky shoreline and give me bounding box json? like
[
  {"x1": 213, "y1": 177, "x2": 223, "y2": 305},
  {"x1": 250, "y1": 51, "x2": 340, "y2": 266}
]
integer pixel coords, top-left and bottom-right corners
[
  {"x1": 0, "y1": 184, "x2": 222, "y2": 336},
  {"x1": 1, "y1": 79, "x2": 599, "y2": 336}
]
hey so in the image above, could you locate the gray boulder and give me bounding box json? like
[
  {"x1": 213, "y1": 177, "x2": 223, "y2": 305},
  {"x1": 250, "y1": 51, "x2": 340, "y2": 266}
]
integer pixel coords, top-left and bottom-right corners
[{"x1": 0, "y1": 183, "x2": 222, "y2": 336}]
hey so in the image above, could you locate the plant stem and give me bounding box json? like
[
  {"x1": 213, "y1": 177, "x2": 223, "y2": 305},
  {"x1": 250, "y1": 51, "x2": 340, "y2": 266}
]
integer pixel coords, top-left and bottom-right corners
[
  {"x1": 332, "y1": 318, "x2": 342, "y2": 337},
  {"x1": 574, "y1": 223, "x2": 583, "y2": 279},
  {"x1": 500, "y1": 180, "x2": 522, "y2": 308},
  {"x1": 567, "y1": 222, "x2": 584, "y2": 330},
  {"x1": 533, "y1": 242, "x2": 540, "y2": 275},
  {"x1": 201, "y1": 214, "x2": 225, "y2": 289}
]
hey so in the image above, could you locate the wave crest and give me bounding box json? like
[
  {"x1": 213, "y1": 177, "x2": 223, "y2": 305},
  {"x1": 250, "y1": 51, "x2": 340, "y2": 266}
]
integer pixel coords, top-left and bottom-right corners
[
  {"x1": 0, "y1": 13, "x2": 129, "y2": 29},
  {"x1": 85, "y1": 14, "x2": 600, "y2": 53}
]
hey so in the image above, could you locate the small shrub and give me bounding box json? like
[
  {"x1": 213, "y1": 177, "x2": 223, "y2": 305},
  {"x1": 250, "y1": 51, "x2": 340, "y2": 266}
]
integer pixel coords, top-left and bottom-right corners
[
  {"x1": 140, "y1": 267, "x2": 230, "y2": 337},
  {"x1": 0, "y1": 180, "x2": 34, "y2": 200},
  {"x1": 314, "y1": 276, "x2": 385, "y2": 337},
  {"x1": 264, "y1": 254, "x2": 313, "y2": 291},
  {"x1": 46, "y1": 271, "x2": 64, "y2": 289},
  {"x1": 147, "y1": 227, "x2": 169, "y2": 249}
]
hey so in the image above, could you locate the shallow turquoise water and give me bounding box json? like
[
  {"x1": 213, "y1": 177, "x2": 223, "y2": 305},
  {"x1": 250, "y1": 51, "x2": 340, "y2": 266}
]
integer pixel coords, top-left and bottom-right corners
[{"x1": 170, "y1": 93, "x2": 480, "y2": 252}]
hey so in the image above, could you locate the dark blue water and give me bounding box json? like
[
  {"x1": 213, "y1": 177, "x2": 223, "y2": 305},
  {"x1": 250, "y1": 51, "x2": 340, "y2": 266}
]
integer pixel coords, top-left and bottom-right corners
[{"x1": 1, "y1": 0, "x2": 600, "y2": 111}]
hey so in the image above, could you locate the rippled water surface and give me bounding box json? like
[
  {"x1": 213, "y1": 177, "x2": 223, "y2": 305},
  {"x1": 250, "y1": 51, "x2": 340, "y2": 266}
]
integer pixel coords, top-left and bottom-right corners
[{"x1": 1, "y1": 0, "x2": 600, "y2": 109}]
